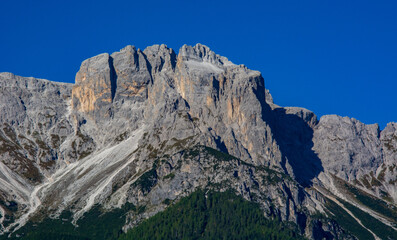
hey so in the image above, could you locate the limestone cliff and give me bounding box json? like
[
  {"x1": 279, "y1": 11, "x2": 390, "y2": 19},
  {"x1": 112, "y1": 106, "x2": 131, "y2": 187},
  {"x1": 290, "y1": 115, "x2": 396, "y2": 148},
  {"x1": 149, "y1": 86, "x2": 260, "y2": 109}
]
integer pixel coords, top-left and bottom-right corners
[{"x1": 0, "y1": 44, "x2": 396, "y2": 239}]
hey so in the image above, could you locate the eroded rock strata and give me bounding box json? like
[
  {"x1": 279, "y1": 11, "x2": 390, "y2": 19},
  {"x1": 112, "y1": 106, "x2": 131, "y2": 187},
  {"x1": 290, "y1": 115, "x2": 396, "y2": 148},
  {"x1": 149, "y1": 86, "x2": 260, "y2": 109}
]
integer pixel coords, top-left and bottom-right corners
[{"x1": 0, "y1": 44, "x2": 396, "y2": 239}]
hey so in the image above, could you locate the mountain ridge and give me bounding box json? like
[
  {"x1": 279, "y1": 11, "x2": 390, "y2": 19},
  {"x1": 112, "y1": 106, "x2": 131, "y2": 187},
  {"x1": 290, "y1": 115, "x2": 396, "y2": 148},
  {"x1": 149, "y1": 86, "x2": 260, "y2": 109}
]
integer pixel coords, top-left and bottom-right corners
[{"x1": 0, "y1": 43, "x2": 396, "y2": 239}]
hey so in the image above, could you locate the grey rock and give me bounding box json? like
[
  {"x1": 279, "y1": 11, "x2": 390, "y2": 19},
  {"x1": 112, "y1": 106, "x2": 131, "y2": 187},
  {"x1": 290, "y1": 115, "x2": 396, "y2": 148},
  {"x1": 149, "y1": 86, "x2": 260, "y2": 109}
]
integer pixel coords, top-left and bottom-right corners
[
  {"x1": 313, "y1": 115, "x2": 382, "y2": 181},
  {"x1": 0, "y1": 44, "x2": 395, "y2": 240}
]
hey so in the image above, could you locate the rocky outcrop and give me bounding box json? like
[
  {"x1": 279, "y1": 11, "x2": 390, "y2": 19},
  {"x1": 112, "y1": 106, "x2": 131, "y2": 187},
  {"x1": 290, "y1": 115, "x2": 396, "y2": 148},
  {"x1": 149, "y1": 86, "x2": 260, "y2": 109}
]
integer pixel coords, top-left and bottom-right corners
[
  {"x1": 70, "y1": 43, "x2": 282, "y2": 168},
  {"x1": 0, "y1": 44, "x2": 396, "y2": 239},
  {"x1": 0, "y1": 73, "x2": 73, "y2": 181},
  {"x1": 313, "y1": 115, "x2": 397, "y2": 200},
  {"x1": 313, "y1": 115, "x2": 382, "y2": 180},
  {"x1": 72, "y1": 53, "x2": 116, "y2": 119}
]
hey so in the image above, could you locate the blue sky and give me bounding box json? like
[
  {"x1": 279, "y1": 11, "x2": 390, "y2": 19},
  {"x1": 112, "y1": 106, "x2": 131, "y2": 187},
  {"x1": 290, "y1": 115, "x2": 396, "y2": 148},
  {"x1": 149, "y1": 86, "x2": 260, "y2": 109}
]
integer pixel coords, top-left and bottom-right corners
[{"x1": 1, "y1": 0, "x2": 396, "y2": 128}]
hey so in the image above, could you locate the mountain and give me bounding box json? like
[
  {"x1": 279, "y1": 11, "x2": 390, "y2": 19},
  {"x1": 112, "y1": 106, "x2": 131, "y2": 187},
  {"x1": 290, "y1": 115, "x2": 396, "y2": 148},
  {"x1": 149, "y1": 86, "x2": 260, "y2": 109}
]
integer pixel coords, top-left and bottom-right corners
[{"x1": 0, "y1": 44, "x2": 396, "y2": 239}]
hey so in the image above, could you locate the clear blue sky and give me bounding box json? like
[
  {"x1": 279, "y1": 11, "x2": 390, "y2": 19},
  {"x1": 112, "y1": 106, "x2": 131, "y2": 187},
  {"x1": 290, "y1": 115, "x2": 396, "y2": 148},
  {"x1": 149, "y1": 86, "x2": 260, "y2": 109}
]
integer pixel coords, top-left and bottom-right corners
[{"x1": 1, "y1": 0, "x2": 396, "y2": 128}]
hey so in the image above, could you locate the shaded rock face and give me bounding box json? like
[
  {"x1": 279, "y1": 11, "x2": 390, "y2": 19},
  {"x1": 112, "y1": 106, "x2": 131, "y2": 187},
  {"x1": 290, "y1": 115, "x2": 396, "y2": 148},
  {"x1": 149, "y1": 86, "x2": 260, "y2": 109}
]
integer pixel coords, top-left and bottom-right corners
[
  {"x1": 270, "y1": 107, "x2": 322, "y2": 187},
  {"x1": 0, "y1": 44, "x2": 396, "y2": 239}
]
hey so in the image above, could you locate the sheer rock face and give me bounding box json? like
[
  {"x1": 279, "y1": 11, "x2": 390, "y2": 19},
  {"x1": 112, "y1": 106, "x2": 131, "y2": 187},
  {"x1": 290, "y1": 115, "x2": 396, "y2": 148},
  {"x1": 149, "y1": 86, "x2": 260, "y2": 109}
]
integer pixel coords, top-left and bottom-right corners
[
  {"x1": 71, "y1": 43, "x2": 281, "y2": 167},
  {"x1": 0, "y1": 44, "x2": 396, "y2": 239},
  {"x1": 112, "y1": 46, "x2": 152, "y2": 103},
  {"x1": 173, "y1": 44, "x2": 279, "y2": 166},
  {"x1": 72, "y1": 53, "x2": 115, "y2": 118}
]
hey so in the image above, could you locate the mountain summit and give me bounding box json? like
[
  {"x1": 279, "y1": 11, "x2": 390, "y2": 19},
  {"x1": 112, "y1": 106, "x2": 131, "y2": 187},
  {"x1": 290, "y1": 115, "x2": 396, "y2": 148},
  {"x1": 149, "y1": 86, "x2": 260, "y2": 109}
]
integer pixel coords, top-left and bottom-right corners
[{"x1": 0, "y1": 44, "x2": 396, "y2": 239}]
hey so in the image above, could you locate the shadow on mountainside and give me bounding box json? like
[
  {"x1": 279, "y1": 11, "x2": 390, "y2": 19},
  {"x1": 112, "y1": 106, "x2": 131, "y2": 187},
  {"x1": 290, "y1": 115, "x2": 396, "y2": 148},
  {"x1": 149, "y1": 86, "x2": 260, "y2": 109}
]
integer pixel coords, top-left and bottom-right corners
[
  {"x1": 253, "y1": 78, "x2": 323, "y2": 187},
  {"x1": 269, "y1": 107, "x2": 324, "y2": 187}
]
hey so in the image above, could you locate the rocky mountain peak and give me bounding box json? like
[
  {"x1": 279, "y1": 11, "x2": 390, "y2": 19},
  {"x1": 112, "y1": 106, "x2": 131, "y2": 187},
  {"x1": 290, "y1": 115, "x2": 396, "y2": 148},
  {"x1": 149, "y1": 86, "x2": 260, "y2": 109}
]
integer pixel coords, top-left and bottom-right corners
[
  {"x1": 61, "y1": 44, "x2": 278, "y2": 171},
  {"x1": 178, "y1": 43, "x2": 233, "y2": 68},
  {"x1": 1, "y1": 44, "x2": 397, "y2": 239},
  {"x1": 143, "y1": 44, "x2": 177, "y2": 73}
]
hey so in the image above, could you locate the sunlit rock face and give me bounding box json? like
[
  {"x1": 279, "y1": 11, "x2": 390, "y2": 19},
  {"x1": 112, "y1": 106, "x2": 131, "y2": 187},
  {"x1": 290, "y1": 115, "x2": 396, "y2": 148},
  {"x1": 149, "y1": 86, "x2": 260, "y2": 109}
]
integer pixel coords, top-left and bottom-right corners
[
  {"x1": 71, "y1": 43, "x2": 281, "y2": 167},
  {"x1": 1, "y1": 44, "x2": 396, "y2": 239},
  {"x1": 313, "y1": 115, "x2": 383, "y2": 180},
  {"x1": 313, "y1": 115, "x2": 397, "y2": 202}
]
